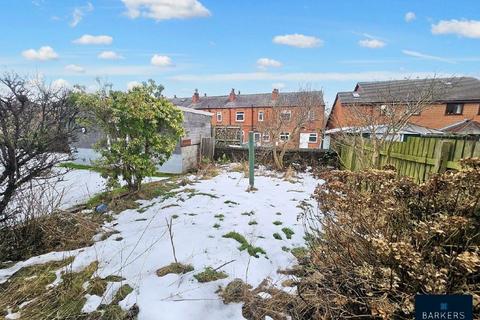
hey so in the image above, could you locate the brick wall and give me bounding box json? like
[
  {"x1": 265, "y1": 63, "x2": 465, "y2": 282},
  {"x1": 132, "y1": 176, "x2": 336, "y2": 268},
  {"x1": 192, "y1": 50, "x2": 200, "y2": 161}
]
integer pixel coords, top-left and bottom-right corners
[
  {"x1": 328, "y1": 98, "x2": 480, "y2": 130},
  {"x1": 205, "y1": 106, "x2": 324, "y2": 148}
]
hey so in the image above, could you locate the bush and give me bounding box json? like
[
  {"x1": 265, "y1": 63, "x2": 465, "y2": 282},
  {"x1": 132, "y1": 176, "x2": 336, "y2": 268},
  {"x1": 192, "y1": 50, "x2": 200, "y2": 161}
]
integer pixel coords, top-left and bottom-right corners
[{"x1": 223, "y1": 159, "x2": 480, "y2": 319}]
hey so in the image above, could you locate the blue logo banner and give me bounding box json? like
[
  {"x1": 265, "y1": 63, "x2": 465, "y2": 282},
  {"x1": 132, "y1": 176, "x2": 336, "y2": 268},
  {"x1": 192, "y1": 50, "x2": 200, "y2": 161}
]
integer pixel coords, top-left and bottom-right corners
[{"x1": 415, "y1": 295, "x2": 472, "y2": 320}]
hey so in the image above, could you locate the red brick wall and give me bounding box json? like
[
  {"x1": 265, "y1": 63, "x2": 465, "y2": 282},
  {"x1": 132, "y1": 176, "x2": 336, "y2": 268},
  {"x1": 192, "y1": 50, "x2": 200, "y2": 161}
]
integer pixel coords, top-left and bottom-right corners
[
  {"x1": 205, "y1": 105, "x2": 324, "y2": 148},
  {"x1": 328, "y1": 99, "x2": 480, "y2": 130}
]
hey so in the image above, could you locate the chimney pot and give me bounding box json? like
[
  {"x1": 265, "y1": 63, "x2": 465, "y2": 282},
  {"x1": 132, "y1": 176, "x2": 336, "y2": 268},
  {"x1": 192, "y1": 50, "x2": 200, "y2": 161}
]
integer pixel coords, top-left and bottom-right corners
[
  {"x1": 228, "y1": 88, "x2": 237, "y2": 102},
  {"x1": 272, "y1": 88, "x2": 279, "y2": 100},
  {"x1": 192, "y1": 88, "x2": 200, "y2": 103}
]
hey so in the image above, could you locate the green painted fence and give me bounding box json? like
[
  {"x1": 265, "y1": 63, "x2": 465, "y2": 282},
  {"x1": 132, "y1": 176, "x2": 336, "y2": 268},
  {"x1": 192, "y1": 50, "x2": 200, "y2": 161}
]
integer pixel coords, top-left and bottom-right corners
[{"x1": 338, "y1": 136, "x2": 480, "y2": 183}]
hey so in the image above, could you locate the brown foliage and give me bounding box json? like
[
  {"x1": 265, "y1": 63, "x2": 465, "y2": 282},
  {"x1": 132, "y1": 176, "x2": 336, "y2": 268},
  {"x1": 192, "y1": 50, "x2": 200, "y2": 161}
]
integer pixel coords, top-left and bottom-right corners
[{"x1": 226, "y1": 159, "x2": 480, "y2": 319}]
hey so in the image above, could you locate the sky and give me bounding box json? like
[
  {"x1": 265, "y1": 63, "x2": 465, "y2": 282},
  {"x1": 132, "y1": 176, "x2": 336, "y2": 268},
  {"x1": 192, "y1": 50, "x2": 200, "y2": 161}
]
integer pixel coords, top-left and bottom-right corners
[{"x1": 1, "y1": 0, "x2": 480, "y2": 107}]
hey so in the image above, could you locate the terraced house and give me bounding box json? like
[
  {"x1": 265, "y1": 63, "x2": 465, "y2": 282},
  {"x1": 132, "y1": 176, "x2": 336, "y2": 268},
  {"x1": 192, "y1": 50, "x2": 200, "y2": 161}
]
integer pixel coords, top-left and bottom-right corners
[
  {"x1": 171, "y1": 88, "x2": 325, "y2": 149},
  {"x1": 327, "y1": 77, "x2": 480, "y2": 133}
]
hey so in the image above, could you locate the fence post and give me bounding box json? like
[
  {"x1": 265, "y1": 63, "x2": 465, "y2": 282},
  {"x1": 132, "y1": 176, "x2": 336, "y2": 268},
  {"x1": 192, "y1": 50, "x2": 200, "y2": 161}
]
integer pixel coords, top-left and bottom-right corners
[
  {"x1": 434, "y1": 141, "x2": 453, "y2": 173},
  {"x1": 248, "y1": 131, "x2": 255, "y2": 189}
]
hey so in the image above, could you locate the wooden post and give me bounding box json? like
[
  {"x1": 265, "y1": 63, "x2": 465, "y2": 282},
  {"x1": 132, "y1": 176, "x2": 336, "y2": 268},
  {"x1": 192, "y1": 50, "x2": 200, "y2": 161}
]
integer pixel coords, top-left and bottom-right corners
[
  {"x1": 434, "y1": 141, "x2": 453, "y2": 173},
  {"x1": 248, "y1": 131, "x2": 255, "y2": 188}
]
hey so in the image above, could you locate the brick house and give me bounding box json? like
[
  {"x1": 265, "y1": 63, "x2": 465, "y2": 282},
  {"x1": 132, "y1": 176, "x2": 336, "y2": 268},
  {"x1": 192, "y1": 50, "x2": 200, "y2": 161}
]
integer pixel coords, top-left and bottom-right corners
[
  {"x1": 171, "y1": 88, "x2": 325, "y2": 149},
  {"x1": 327, "y1": 77, "x2": 480, "y2": 131}
]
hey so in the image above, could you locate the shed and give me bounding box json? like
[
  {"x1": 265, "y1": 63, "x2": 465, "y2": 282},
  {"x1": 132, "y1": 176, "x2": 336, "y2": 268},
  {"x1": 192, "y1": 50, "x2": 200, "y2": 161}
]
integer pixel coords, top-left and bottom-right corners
[{"x1": 73, "y1": 106, "x2": 213, "y2": 174}]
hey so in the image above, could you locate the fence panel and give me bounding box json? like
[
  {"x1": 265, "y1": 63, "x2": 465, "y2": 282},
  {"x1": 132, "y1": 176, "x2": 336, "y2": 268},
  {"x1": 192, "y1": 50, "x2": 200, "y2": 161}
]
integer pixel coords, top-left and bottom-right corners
[{"x1": 338, "y1": 136, "x2": 480, "y2": 183}]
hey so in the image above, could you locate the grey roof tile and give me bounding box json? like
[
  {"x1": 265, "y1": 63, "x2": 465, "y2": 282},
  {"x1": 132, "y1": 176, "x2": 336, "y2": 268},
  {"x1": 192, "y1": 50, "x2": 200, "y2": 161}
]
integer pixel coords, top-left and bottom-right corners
[{"x1": 338, "y1": 77, "x2": 480, "y2": 104}]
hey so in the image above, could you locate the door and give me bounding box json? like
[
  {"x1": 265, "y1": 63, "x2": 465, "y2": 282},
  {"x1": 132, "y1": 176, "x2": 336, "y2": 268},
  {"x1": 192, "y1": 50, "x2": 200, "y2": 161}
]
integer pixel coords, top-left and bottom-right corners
[{"x1": 299, "y1": 133, "x2": 309, "y2": 149}]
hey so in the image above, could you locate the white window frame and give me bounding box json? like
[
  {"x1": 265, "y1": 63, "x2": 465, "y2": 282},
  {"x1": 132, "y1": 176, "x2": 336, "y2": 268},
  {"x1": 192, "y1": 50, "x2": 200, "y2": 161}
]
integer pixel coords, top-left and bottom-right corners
[
  {"x1": 258, "y1": 111, "x2": 264, "y2": 122},
  {"x1": 262, "y1": 132, "x2": 270, "y2": 142},
  {"x1": 216, "y1": 112, "x2": 222, "y2": 122},
  {"x1": 236, "y1": 111, "x2": 245, "y2": 122},
  {"x1": 308, "y1": 133, "x2": 318, "y2": 143},
  {"x1": 279, "y1": 132, "x2": 290, "y2": 141},
  {"x1": 280, "y1": 110, "x2": 291, "y2": 121}
]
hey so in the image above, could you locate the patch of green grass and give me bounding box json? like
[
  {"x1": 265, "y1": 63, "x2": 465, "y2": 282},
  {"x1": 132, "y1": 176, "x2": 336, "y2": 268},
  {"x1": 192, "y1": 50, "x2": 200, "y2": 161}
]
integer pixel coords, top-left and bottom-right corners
[
  {"x1": 114, "y1": 237, "x2": 123, "y2": 241},
  {"x1": 171, "y1": 214, "x2": 179, "y2": 219},
  {"x1": 185, "y1": 189, "x2": 219, "y2": 199},
  {"x1": 273, "y1": 221, "x2": 283, "y2": 226},
  {"x1": 241, "y1": 211, "x2": 255, "y2": 216},
  {"x1": 224, "y1": 200, "x2": 239, "y2": 206},
  {"x1": 188, "y1": 213, "x2": 197, "y2": 216},
  {"x1": 222, "y1": 231, "x2": 266, "y2": 258},
  {"x1": 291, "y1": 247, "x2": 309, "y2": 260},
  {"x1": 273, "y1": 233, "x2": 282, "y2": 240},
  {"x1": 214, "y1": 214, "x2": 225, "y2": 221},
  {"x1": 111, "y1": 284, "x2": 133, "y2": 304},
  {"x1": 282, "y1": 246, "x2": 290, "y2": 252},
  {"x1": 281, "y1": 227, "x2": 295, "y2": 240},
  {"x1": 156, "y1": 263, "x2": 194, "y2": 277},
  {"x1": 213, "y1": 223, "x2": 221, "y2": 229},
  {"x1": 58, "y1": 162, "x2": 97, "y2": 171},
  {"x1": 137, "y1": 202, "x2": 156, "y2": 213},
  {"x1": 276, "y1": 212, "x2": 282, "y2": 216},
  {"x1": 86, "y1": 179, "x2": 182, "y2": 214},
  {"x1": 135, "y1": 218, "x2": 148, "y2": 221},
  {"x1": 103, "y1": 275, "x2": 126, "y2": 282},
  {"x1": 248, "y1": 220, "x2": 257, "y2": 225},
  {"x1": 193, "y1": 267, "x2": 228, "y2": 283}
]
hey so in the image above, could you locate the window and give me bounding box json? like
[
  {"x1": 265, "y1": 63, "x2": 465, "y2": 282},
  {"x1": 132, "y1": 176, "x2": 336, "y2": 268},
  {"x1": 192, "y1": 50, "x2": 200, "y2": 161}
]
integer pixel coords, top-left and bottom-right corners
[
  {"x1": 446, "y1": 103, "x2": 464, "y2": 115},
  {"x1": 280, "y1": 110, "x2": 291, "y2": 121},
  {"x1": 216, "y1": 112, "x2": 222, "y2": 122},
  {"x1": 279, "y1": 132, "x2": 290, "y2": 141},
  {"x1": 308, "y1": 133, "x2": 318, "y2": 143},
  {"x1": 236, "y1": 111, "x2": 245, "y2": 122},
  {"x1": 308, "y1": 110, "x2": 315, "y2": 121},
  {"x1": 254, "y1": 132, "x2": 261, "y2": 143},
  {"x1": 258, "y1": 111, "x2": 264, "y2": 122},
  {"x1": 262, "y1": 133, "x2": 270, "y2": 142}
]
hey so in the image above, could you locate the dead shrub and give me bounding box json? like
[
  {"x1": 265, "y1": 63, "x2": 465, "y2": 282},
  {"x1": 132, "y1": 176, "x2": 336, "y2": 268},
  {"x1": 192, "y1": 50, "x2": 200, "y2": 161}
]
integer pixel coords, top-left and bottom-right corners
[
  {"x1": 227, "y1": 158, "x2": 480, "y2": 319},
  {"x1": 0, "y1": 213, "x2": 103, "y2": 262}
]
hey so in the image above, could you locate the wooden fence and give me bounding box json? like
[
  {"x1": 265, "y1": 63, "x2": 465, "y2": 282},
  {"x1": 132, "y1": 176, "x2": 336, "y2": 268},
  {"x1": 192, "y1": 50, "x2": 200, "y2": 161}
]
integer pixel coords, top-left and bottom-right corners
[
  {"x1": 199, "y1": 137, "x2": 215, "y2": 161},
  {"x1": 338, "y1": 136, "x2": 480, "y2": 183}
]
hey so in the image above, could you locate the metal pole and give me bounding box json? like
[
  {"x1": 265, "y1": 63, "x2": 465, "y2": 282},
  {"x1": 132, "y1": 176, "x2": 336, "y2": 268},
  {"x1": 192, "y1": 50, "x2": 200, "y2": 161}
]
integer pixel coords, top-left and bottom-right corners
[{"x1": 248, "y1": 131, "x2": 254, "y2": 188}]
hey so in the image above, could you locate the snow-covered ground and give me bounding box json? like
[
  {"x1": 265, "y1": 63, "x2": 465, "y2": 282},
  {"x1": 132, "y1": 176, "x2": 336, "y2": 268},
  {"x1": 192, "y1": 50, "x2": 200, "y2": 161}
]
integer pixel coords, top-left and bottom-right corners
[{"x1": 0, "y1": 166, "x2": 321, "y2": 320}]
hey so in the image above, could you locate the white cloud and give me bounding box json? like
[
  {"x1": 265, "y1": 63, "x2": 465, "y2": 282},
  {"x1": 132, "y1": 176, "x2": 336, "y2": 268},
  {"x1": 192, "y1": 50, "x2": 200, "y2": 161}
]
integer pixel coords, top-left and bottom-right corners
[
  {"x1": 70, "y1": 2, "x2": 94, "y2": 27},
  {"x1": 358, "y1": 39, "x2": 386, "y2": 48},
  {"x1": 22, "y1": 46, "x2": 59, "y2": 61},
  {"x1": 51, "y1": 78, "x2": 71, "y2": 90},
  {"x1": 431, "y1": 19, "x2": 480, "y2": 38},
  {"x1": 151, "y1": 54, "x2": 173, "y2": 67},
  {"x1": 98, "y1": 51, "x2": 124, "y2": 60},
  {"x1": 273, "y1": 34, "x2": 322, "y2": 48},
  {"x1": 127, "y1": 81, "x2": 142, "y2": 90},
  {"x1": 405, "y1": 12, "x2": 416, "y2": 22},
  {"x1": 170, "y1": 71, "x2": 448, "y2": 82},
  {"x1": 73, "y1": 34, "x2": 113, "y2": 45},
  {"x1": 65, "y1": 64, "x2": 86, "y2": 73},
  {"x1": 122, "y1": 0, "x2": 210, "y2": 21},
  {"x1": 402, "y1": 49, "x2": 455, "y2": 63},
  {"x1": 257, "y1": 58, "x2": 282, "y2": 70}
]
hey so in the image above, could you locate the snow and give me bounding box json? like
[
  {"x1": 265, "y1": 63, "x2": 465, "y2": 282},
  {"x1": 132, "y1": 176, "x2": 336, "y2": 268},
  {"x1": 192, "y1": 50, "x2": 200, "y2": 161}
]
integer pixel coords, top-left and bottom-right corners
[{"x1": 1, "y1": 166, "x2": 321, "y2": 319}]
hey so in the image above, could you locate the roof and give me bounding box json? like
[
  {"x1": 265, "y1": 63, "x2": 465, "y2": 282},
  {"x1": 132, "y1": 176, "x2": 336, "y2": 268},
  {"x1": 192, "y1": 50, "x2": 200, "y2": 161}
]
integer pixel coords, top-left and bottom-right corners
[
  {"x1": 325, "y1": 122, "x2": 443, "y2": 136},
  {"x1": 177, "y1": 106, "x2": 212, "y2": 117},
  {"x1": 337, "y1": 77, "x2": 480, "y2": 104},
  {"x1": 440, "y1": 119, "x2": 480, "y2": 134},
  {"x1": 170, "y1": 91, "x2": 325, "y2": 109}
]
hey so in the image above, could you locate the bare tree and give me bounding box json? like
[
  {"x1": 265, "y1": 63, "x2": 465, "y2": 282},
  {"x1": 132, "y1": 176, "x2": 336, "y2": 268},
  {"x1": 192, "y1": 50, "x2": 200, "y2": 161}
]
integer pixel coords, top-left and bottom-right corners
[
  {"x1": 0, "y1": 73, "x2": 79, "y2": 226},
  {"x1": 329, "y1": 76, "x2": 452, "y2": 169},
  {"x1": 258, "y1": 86, "x2": 324, "y2": 170}
]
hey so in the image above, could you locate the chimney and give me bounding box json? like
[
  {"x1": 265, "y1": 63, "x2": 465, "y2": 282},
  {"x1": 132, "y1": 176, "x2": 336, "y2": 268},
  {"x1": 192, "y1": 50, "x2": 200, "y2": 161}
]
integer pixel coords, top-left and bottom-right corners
[
  {"x1": 174, "y1": 94, "x2": 177, "y2": 98},
  {"x1": 272, "y1": 88, "x2": 279, "y2": 100},
  {"x1": 192, "y1": 89, "x2": 200, "y2": 103},
  {"x1": 204, "y1": 93, "x2": 207, "y2": 97},
  {"x1": 228, "y1": 88, "x2": 236, "y2": 102}
]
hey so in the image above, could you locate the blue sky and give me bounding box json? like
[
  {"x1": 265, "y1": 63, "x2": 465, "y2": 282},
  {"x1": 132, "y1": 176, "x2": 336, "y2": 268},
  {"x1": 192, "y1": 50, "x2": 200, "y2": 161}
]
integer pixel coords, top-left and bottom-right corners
[{"x1": 1, "y1": 0, "x2": 480, "y2": 106}]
